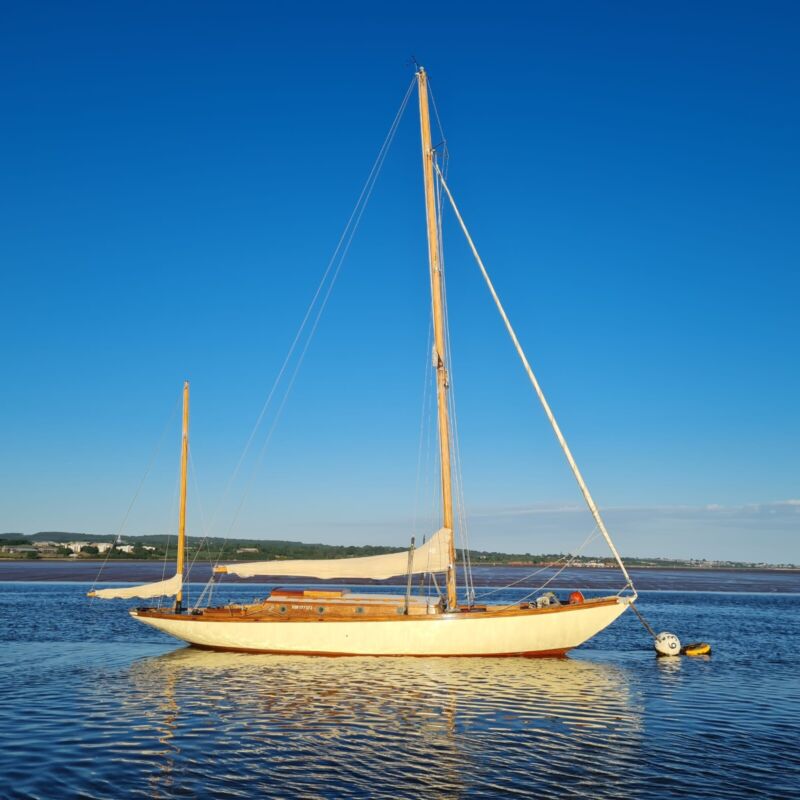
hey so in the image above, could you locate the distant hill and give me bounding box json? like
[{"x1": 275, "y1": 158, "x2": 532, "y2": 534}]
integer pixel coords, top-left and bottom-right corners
[
  {"x1": 0, "y1": 533, "x2": 30, "y2": 545},
  {"x1": 31, "y1": 532, "x2": 101, "y2": 543}
]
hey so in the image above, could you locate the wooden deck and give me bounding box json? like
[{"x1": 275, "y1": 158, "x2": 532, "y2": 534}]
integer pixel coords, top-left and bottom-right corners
[{"x1": 136, "y1": 588, "x2": 620, "y2": 625}]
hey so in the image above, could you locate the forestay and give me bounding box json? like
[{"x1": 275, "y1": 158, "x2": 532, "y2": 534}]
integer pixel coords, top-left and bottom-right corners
[
  {"x1": 217, "y1": 527, "x2": 452, "y2": 580},
  {"x1": 89, "y1": 572, "x2": 182, "y2": 600}
]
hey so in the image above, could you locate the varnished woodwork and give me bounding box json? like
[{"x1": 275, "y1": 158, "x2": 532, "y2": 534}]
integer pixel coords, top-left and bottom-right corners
[
  {"x1": 417, "y1": 67, "x2": 457, "y2": 610},
  {"x1": 135, "y1": 592, "x2": 619, "y2": 625},
  {"x1": 175, "y1": 381, "x2": 189, "y2": 610}
]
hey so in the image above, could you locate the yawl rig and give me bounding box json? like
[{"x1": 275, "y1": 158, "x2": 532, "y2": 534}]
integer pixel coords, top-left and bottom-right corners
[{"x1": 90, "y1": 68, "x2": 637, "y2": 656}]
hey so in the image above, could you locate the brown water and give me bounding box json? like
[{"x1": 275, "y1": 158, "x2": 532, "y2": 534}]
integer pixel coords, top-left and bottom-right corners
[{"x1": 3, "y1": 559, "x2": 798, "y2": 593}]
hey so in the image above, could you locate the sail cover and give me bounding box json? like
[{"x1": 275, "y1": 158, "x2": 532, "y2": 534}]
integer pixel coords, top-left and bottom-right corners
[
  {"x1": 218, "y1": 528, "x2": 452, "y2": 580},
  {"x1": 89, "y1": 572, "x2": 182, "y2": 600}
]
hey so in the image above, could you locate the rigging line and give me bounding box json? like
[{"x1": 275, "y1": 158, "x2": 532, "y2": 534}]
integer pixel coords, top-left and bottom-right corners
[
  {"x1": 412, "y1": 321, "x2": 434, "y2": 539},
  {"x1": 217, "y1": 195, "x2": 363, "y2": 553},
  {"x1": 203, "y1": 75, "x2": 417, "y2": 542},
  {"x1": 495, "y1": 529, "x2": 602, "y2": 611},
  {"x1": 184, "y1": 447, "x2": 213, "y2": 594},
  {"x1": 443, "y1": 266, "x2": 476, "y2": 603},
  {"x1": 435, "y1": 165, "x2": 473, "y2": 602},
  {"x1": 434, "y1": 165, "x2": 636, "y2": 596},
  {"x1": 89, "y1": 391, "x2": 181, "y2": 597},
  {"x1": 450, "y1": 350, "x2": 473, "y2": 605},
  {"x1": 427, "y1": 81, "x2": 449, "y2": 178},
  {"x1": 473, "y1": 562, "x2": 553, "y2": 598},
  {"x1": 189, "y1": 509, "x2": 221, "y2": 613},
  {"x1": 423, "y1": 356, "x2": 438, "y2": 549},
  {"x1": 437, "y1": 288, "x2": 474, "y2": 600},
  {"x1": 474, "y1": 525, "x2": 599, "y2": 599},
  {"x1": 444, "y1": 263, "x2": 475, "y2": 602},
  {"x1": 433, "y1": 165, "x2": 461, "y2": 585},
  {"x1": 192, "y1": 575, "x2": 218, "y2": 612},
  {"x1": 213, "y1": 83, "x2": 413, "y2": 564},
  {"x1": 157, "y1": 469, "x2": 181, "y2": 610}
]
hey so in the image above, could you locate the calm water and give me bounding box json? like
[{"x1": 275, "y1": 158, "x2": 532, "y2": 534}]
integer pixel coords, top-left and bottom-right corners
[{"x1": 1, "y1": 569, "x2": 799, "y2": 798}]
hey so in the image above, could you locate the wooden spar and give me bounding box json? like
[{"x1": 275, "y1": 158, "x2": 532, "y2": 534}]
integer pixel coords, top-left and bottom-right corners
[
  {"x1": 417, "y1": 68, "x2": 457, "y2": 610},
  {"x1": 175, "y1": 380, "x2": 190, "y2": 611},
  {"x1": 404, "y1": 537, "x2": 415, "y2": 615}
]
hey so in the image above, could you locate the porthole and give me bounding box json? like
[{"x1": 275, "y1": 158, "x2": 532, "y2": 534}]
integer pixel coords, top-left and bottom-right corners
[
  {"x1": 355, "y1": 607, "x2": 364, "y2": 614},
  {"x1": 279, "y1": 605, "x2": 287, "y2": 613},
  {"x1": 318, "y1": 606, "x2": 325, "y2": 614}
]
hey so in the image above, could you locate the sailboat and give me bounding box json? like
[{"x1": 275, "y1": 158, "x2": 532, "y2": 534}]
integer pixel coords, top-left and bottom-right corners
[{"x1": 90, "y1": 68, "x2": 638, "y2": 656}]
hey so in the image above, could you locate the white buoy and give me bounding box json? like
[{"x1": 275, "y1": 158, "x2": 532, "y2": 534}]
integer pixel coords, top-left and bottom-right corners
[{"x1": 654, "y1": 631, "x2": 681, "y2": 657}]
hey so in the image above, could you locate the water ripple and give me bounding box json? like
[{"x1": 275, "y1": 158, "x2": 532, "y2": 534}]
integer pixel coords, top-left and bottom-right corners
[{"x1": 1, "y1": 583, "x2": 798, "y2": 798}]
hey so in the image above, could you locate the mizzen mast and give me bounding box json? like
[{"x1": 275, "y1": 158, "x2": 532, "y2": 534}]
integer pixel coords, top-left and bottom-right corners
[
  {"x1": 174, "y1": 380, "x2": 189, "y2": 612},
  {"x1": 417, "y1": 67, "x2": 457, "y2": 610}
]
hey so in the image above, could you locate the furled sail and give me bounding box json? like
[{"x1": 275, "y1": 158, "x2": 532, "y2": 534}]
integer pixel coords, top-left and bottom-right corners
[
  {"x1": 217, "y1": 527, "x2": 452, "y2": 580},
  {"x1": 88, "y1": 572, "x2": 182, "y2": 600}
]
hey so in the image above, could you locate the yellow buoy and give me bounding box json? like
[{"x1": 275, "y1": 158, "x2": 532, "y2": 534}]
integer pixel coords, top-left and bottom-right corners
[{"x1": 681, "y1": 642, "x2": 712, "y2": 656}]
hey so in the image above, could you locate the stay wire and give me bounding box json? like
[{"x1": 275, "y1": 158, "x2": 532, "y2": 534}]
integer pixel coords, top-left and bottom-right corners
[
  {"x1": 210, "y1": 77, "x2": 415, "y2": 573},
  {"x1": 218, "y1": 144, "x2": 385, "y2": 552},
  {"x1": 412, "y1": 321, "x2": 434, "y2": 542},
  {"x1": 474, "y1": 526, "x2": 599, "y2": 599},
  {"x1": 435, "y1": 160, "x2": 474, "y2": 603},
  {"x1": 182, "y1": 447, "x2": 214, "y2": 608},
  {"x1": 427, "y1": 81, "x2": 449, "y2": 178},
  {"x1": 494, "y1": 528, "x2": 602, "y2": 611},
  {"x1": 433, "y1": 164, "x2": 636, "y2": 596},
  {"x1": 89, "y1": 391, "x2": 181, "y2": 597},
  {"x1": 203, "y1": 76, "x2": 417, "y2": 549},
  {"x1": 157, "y1": 471, "x2": 181, "y2": 610}
]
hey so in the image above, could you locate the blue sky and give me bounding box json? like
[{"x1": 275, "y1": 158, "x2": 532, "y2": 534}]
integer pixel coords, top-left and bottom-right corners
[{"x1": 1, "y1": 2, "x2": 798, "y2": 562}]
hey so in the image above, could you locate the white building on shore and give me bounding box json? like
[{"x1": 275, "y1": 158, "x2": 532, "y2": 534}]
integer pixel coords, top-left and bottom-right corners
[{"x1": 65, "y1": 541, "x2": 115, "y2": 554}]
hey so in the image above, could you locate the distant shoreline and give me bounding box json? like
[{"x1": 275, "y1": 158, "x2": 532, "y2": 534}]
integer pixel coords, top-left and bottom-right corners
[
  {"x1": 2, "y1": 559, "x2": 798, "y2": 593},
  {"x1": 3, "y1": 534, "x2": 794, "y2": 571},
  {"x1": 0, "y1": 558, "x2": 796, "y2": 574}
]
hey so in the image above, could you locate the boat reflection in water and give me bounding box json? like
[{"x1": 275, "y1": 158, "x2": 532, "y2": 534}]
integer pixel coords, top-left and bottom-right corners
[{"x1": 121, "y1": 648, "x2": 644, "y2": 797}]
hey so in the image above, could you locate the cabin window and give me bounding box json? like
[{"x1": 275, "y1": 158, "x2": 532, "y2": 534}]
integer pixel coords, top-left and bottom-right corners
[
  {"x1": 317, "y1": 606, "x2": 325, "y2": 614},
  {"x1": 355, "y1": 607, "x2": 364, "y2": 614},
  {"x1": 279, "y1": 606, "x2": 287, "y2": 613}
]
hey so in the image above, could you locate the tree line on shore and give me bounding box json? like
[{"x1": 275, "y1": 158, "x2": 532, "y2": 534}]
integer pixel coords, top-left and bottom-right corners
[{"x1": 0, "y1": 531, "x2": 792, "y2": 569}]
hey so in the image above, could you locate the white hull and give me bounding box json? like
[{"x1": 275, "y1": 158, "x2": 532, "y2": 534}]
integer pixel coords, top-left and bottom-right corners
[{"x1": 132, "y1": 597, "x2": 631, "y2": 657}]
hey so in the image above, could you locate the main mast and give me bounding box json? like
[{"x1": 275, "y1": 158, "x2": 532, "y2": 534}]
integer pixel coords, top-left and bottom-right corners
[
  {"x1": 417, "y1": 68, "x2": 457, "y2": 610},
  {"x1": 174, "y1": 380, "x2": 189, "y2": 612}
]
